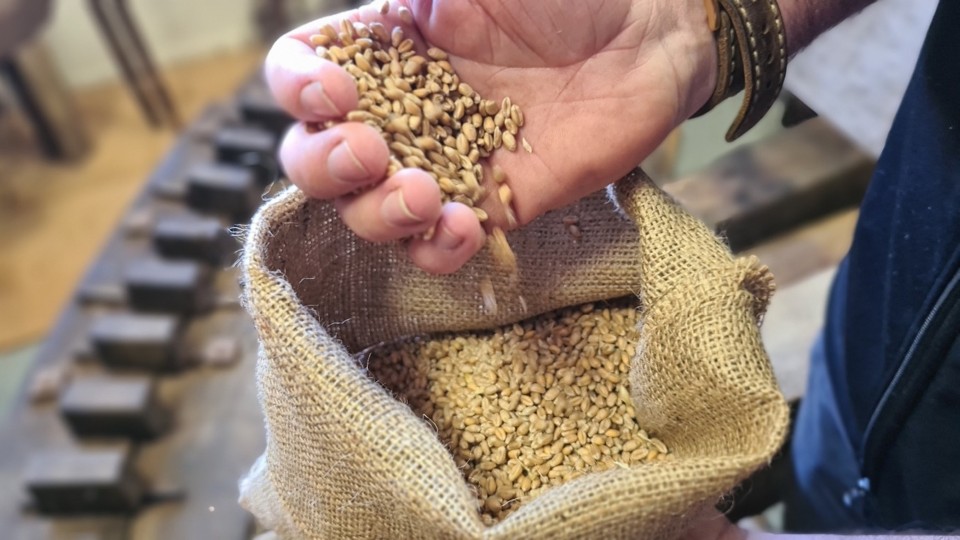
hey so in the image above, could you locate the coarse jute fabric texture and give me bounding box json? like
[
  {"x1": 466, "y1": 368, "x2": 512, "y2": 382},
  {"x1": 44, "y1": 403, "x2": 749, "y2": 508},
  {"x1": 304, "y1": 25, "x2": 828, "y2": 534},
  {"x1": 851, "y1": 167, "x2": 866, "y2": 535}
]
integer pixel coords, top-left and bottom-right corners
[{"x1": 238, "y1": 169, "x2": 790, "y2": 539}]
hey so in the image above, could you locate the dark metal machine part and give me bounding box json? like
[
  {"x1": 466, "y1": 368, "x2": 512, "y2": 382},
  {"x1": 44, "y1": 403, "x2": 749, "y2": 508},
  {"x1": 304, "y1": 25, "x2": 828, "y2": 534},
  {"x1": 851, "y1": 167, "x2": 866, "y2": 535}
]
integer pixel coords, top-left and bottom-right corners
[
  {"x1": 152, "y1": 214, "x2": 235, "y2": 264},
  {"x1": 214, "y1": 126, "x2": 276, "y2": 165},
  {"x1": 237, "y1": 89, "x2": 294, "y2": 139},
  {"x1": 124, "y1": 258, "x2": 212, "y2": 314},
  {"x1": 59, "y1": 376, "x2": 168, "y2": 439},
  {"x1": 213, "y1": 126, "x2": 278, "y2": 186},
  {"x1": 185, "y1": 162, "x2": 262, "y2": 220},
  {"x1": 24, "y1": 444, "x2": 144, "y2": 515},
  {"x1": 0, "y1": 95, "x2": 266, "y2": 539},
  {"x1": 89, "y1": 312, "x2": 182, "y2": 371}
]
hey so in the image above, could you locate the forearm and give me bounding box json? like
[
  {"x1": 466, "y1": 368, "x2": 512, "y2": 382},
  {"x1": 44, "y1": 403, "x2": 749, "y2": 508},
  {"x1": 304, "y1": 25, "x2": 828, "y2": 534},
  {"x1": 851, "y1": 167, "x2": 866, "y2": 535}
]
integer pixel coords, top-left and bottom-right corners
[{"x1": 779, "y1": 0, "x2": 878, "y2": 56}]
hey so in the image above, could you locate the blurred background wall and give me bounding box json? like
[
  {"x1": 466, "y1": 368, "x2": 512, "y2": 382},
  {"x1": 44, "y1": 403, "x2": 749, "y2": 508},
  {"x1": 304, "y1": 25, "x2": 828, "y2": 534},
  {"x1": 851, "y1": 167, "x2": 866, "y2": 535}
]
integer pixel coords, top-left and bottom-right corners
[
  {"x1": 0, "y1": 0, "x2": 350, "y2": 352},
  {"x1": 49, "y1": 0, "x2": 257, "y2": 87},
  {"x1": 46, "y1": 0, "x2": 345, "y2": 88}
]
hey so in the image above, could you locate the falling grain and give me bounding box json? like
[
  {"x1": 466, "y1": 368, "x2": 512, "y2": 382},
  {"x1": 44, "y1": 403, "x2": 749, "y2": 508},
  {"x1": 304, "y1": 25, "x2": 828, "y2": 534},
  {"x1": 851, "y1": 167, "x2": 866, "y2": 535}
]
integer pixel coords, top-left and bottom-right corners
[
  {"x1": 479, "y1": 277, "x2": 498, "y2": 315},
  {"x1": 488, "y1": 227, "x2": 517, "y2": 274}
]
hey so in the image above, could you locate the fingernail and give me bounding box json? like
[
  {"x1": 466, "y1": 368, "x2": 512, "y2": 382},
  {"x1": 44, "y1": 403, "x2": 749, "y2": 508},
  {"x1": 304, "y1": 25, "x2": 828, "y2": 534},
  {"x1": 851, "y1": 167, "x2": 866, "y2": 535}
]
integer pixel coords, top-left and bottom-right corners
[
  {"x1": 300, "y1": 80, "x2": 341, "y2": 117},
  {"x1": 382, "y1": 189, "x2": 424, "y2": 226},
  {"x1": 434, "y1": 223, "x2": 464, "y2": 250},
  {"x1": 328, "y1": 141, "x2": 370, "y2": 182}
]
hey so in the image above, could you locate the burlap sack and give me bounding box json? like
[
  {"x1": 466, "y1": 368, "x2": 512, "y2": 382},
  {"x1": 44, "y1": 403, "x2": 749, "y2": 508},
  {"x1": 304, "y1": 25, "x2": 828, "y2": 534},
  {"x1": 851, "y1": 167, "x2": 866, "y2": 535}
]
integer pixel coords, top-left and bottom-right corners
[{"x1": 238, "y1": 169, "x2": 790, "y2": 539}]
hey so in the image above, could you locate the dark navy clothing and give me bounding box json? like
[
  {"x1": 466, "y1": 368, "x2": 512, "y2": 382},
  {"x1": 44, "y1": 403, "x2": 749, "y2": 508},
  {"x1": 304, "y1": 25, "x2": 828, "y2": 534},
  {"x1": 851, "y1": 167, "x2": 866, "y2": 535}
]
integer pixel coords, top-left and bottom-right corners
[{"x1": 790, "y1": 0, "x2": 960, "y2": 531}]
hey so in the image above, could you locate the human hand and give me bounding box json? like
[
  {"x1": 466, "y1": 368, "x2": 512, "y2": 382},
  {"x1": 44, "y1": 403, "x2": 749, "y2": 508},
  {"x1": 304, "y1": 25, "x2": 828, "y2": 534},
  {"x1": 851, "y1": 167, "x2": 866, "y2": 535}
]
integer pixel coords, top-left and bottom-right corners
[{"x1": 265, "y1": 0, "x2": 717, "y2": 273}]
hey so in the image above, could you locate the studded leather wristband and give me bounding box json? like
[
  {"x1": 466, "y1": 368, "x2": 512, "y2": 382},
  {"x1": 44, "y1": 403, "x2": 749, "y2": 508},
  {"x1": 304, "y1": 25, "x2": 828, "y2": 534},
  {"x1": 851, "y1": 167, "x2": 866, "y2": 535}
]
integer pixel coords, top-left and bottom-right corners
[{"x1": 693, "y1": 0, "x2": 788, "y2": 141}]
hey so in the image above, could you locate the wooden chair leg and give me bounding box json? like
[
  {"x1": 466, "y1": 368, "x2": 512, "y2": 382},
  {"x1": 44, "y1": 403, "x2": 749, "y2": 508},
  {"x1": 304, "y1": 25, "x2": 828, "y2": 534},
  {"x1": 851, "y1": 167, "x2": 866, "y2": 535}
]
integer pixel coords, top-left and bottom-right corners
[
  {"x1": 0, "y1": 42, "x2": 90, "y2": 161},
  {"x1": 88, "y1": 0, "x2": 162, "y2": 127},
  {"x1": 113, "y1": 0, "x2": 181, "y2": 128},
  {"x1": 87, "y1": 0, "x2": 181, "y2": 129}
]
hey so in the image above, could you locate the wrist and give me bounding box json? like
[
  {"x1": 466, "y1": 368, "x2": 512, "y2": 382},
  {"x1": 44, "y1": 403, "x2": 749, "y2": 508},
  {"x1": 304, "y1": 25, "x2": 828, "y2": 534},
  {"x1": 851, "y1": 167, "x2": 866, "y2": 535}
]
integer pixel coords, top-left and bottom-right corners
[
  {"x1": 683, "y1": 0, "x2": 790, "y2": 140},
  {"x1": 663, "y1": 0, "x2": 720, "y2": 122},
  {"x1": 685, "y1": 13, "x2": 720, "y2": 122}
]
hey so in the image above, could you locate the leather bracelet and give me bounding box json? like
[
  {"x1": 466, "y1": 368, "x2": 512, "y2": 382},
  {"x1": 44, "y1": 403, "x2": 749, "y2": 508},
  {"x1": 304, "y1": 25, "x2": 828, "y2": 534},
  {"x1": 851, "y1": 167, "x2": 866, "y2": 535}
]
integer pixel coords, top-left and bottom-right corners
[{"x1": 692, "y1": 0, "x2": 788, "y2": 141}]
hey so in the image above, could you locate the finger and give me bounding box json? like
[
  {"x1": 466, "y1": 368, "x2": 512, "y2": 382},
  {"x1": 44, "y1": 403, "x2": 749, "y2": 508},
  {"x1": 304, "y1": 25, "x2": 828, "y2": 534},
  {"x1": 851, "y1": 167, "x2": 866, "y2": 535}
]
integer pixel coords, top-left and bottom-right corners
[
  {"x1": 280, "y1": 121, "x2": 389, "y2": 199},
  {"x1": 264, "y1": 3, "x2": 432, "y2": 123},
  {"x1": 334, "y1": 168, "x2": 443, "y2": 242},
  {"x1": 264, "y1": 19, "x2": 360, "y2": 121},
  {"x1": 407, "y1": 203, "x2": 486, "y2": 275}
]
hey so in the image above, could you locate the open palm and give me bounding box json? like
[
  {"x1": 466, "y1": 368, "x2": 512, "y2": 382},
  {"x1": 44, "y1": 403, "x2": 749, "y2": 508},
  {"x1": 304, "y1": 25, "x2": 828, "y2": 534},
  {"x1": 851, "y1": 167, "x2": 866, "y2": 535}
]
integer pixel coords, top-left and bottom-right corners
[
  {"x1": 409, "y1": 0, "x2": 714, "y2": 219},
  {"x1": 265, "y1": 0, "x2": 715, "y2": 273}
]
